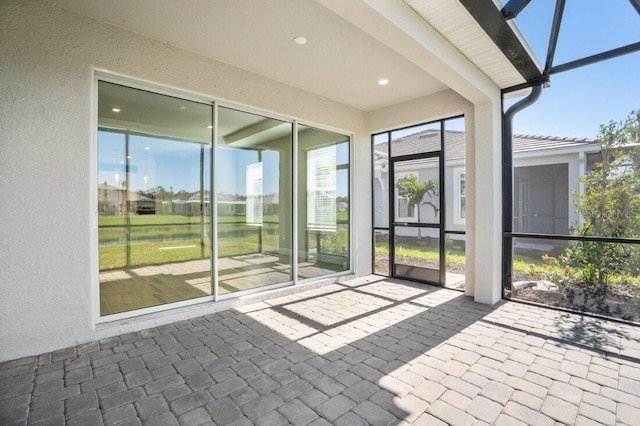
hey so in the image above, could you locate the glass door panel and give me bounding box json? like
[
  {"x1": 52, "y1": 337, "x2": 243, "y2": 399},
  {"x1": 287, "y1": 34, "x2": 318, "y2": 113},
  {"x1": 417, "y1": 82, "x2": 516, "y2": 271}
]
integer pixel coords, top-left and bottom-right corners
[
  {"x1": 297, "y1": 126, "x2": 350, "y2": 280},
  {"x1": 217, "y1": 107, "x2": 293, "y2": 295},
  {"x1": 394, "y1": 227, "x2": 440, "y2": 283},
  {"x1": 394, "y1": 158, "x2": 440, "y2": 224},
  {"x1": 97, "y1": 81, "x2": 213, "y2": 316},
  {"x1": 392, "y1": 155, "x2": 442, "y2": 285}
]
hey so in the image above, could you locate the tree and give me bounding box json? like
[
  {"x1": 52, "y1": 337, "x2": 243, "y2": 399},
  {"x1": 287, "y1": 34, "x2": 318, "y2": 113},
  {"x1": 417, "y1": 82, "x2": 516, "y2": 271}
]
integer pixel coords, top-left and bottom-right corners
[
  {"x1": 102, "y1": 180, "x2": 109, "y2": 213},
  {"x1": 396, "y1": 174, "x2": 438, "y2": 240},
  {"x1": 566, "y1": 111, "x2": 640, "y2": 286},
  {"x1": 146, "y1": 186, "x2": 171, "y2": 201}
]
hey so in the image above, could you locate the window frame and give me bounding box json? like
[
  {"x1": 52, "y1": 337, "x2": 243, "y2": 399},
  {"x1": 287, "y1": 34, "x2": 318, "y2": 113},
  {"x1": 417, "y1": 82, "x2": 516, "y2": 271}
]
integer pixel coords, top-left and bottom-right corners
[{"x1": 94, "y1": 72, "x2": 354, "y2": 323}]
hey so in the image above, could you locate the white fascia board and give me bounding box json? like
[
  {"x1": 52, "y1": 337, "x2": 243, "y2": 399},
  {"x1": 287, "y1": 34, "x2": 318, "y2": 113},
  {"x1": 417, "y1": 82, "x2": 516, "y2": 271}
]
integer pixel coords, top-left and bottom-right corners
[
  {"x1": 315, "y1": 0, "x2": 500, "y2": 104},
  {"x1": 514, "y1": 145, "x2": 599, "y2": 161}
]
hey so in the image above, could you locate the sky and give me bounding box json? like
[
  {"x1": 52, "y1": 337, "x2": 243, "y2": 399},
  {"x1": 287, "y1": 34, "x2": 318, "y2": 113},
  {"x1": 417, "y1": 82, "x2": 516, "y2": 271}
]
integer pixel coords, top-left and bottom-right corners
[
  {"x1": 99, "y1": 131, "x2": 350, "y2": 196},
  {"x1": 507, "y1": 0, "x2": 640, "y2": 139}
]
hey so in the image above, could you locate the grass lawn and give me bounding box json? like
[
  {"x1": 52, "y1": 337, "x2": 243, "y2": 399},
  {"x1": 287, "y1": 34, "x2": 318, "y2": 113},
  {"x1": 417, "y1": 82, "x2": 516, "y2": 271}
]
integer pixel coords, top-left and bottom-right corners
[
  {"x1": 99, "y1": 213, "x2": 348, "y2": 270},
  {"x1": 99, "y1": 222, "x2": 281, "y2": 270},
  {"x1": 375, "y1": 243, "x2": 466, "y2": 266}
]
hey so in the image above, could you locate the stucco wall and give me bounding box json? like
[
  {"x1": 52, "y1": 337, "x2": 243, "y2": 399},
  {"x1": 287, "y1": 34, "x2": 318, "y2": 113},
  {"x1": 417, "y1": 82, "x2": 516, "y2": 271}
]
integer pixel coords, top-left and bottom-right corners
[
  {"x1": 0, "y1": 0, "x2": 496, "y2": 361},
  {"x1": 0, "y1": 0, "x2": 373, "y2": 361},
  {"x1": 366, "y1": 90, "x2": 472, "y2": 134}
]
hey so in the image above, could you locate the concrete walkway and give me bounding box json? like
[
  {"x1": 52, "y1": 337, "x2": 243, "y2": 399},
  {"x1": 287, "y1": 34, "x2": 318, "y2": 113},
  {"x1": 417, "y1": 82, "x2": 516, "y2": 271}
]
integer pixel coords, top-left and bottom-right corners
[{"x1": 1, "y1": 276, "x2": 639, "y2": 425}]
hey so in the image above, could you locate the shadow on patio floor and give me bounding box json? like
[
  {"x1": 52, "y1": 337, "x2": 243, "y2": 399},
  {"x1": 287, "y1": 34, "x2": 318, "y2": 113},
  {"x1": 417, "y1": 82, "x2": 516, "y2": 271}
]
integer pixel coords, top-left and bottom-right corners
[{"x1": 1, "y1": 275, "x2": 639, "y2": 425}]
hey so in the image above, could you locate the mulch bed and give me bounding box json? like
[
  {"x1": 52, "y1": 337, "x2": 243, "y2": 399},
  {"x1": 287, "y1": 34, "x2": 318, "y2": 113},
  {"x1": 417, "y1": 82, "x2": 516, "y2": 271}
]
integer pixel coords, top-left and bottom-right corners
[
  {"x1": 512, "y1": 272, "x2": 640, "y2": 322},
  {"x1": 376, "y1": 255, "x2": 640, "y2": 322}
]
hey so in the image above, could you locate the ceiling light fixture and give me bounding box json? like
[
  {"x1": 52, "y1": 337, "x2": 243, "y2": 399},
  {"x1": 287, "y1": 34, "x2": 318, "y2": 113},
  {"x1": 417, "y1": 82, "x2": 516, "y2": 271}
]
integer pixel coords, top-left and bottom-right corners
[
  {"x1": 207, "y1": 125, "x2": 213, "y2": 129},
  {"x1": 378, "y1": 78, "x2": 390, "y2": 86},
  {"x1": 177, "y1": 105, "x2": 187, "y2": 110},
  {"x1": 111, "y1": 107, "x2": 121, "y2": 112},
  {"x1": 294, "y1": 36, "x2": 307, "y2": 45}
]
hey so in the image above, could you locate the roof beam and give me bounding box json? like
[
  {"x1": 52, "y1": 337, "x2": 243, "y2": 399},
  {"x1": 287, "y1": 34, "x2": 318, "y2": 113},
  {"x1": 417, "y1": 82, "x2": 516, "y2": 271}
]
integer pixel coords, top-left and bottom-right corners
[
  {"x1": 458, "y1": 0, "x2": 542, "y2": 83},
  {"x1": 501, "y1": 0, "x2": 533, "y2": 20},
  {"x1": 551, "y1": 41, "x2": 640, "y2": 75},
  {"x1": 223, "y1": 119, "x2": 282, "y2": 144},
  {"x1": 543, "y1": 0, "x2": 566, "y2": 77}
]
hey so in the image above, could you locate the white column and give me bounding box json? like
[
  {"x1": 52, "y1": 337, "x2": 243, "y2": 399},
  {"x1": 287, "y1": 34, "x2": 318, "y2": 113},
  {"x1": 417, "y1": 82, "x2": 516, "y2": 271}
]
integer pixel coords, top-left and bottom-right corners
[
  {"x1": 470, "y1": 100, "x2": 503, "y2": 304},
  {"x1": 464, "y1": 113, "x2": 476, "y2": 298}
]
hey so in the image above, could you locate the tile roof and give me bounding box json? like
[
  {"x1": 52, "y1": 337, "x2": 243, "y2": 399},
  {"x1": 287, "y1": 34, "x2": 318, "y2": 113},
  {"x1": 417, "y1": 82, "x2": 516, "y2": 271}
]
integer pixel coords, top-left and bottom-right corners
[{"x1": 374, "y1": 129, "x2": 597, "y2": 160}]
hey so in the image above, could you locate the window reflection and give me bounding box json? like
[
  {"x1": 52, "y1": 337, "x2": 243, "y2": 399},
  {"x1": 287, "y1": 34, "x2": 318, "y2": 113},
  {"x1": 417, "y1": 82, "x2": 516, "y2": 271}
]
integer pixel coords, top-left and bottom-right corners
[
  {"x1": 97, "y1": 81, "x2": 212, "y2": 316},
  {"x1": 97, "y1": 81, "x2": 352, "y2": 316},
  {"x1": 216, "y1": 108, "x2": 293, "y2": 294},
  {"x1": 298, "y1": 125, "x2": 350, "y2": 278}
]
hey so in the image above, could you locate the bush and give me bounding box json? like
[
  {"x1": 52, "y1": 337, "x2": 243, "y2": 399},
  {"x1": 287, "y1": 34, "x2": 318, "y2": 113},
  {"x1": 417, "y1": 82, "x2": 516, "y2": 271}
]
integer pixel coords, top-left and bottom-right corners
[{"x1": 568, "y1": 111, "x2": 640, "y2": 287}]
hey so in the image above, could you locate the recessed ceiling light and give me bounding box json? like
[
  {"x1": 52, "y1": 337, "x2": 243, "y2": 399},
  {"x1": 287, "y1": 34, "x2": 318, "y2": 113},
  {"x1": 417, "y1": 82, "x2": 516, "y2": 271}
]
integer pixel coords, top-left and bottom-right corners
[
  {"x1": 294, "y1": 36, "x2": 307, "y2": 45},
  {"x1": 378, "y1": 78, "x2": 390, "y2": 86},
  {"x1": 177, "y1": 105, "x2": 187, "y2": 110},
  {"x1": 207, "y1": 125, "x2": 213, "y2": 129},
  {"x1": 111, "y1": 107, "x2": 121, "y2": 112},
  {"x1": 144, "y1": 146, "x2": 151, "y2": 151}
]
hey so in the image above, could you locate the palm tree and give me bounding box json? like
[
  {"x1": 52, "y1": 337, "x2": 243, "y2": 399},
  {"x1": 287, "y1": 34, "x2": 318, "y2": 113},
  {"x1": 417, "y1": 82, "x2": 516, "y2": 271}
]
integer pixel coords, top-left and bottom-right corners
[{"x1": 396, "y1": 173, "x2": 438, "y2": 240}]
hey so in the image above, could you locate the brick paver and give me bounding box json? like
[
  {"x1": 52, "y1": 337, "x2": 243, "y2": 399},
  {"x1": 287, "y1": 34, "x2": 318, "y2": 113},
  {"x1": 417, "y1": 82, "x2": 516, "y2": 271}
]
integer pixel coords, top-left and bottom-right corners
[{"x1": 1, "y1": 275, "x2": 639, "y2": 425}]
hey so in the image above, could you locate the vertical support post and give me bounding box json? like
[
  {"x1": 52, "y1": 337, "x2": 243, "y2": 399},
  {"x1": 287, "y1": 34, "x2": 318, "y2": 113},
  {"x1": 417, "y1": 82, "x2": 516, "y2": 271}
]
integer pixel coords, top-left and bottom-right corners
[
  {"x1": 389, "y1": 156, "x2": 396, "y2": 278},
  {"x1": 292, "y1": 121, "x2": 299, "y2": 282},
  {"x1": 258, "y1": 149, "x2": 263, "y2": 254},
  {"x1": 439, "y1": 121, "x2": 446, "y2": 286},
  {"x1": 212, "y1": 104, "x2": 219, "y2": 301},
  {"x1": 200, "y1": 145, "x2": 205, "y2": 259},
  {"x1": 125, "y1": 131, "x2": 131, "y2": 267},
  {"x1": 473, "y1": 101, "x2": 503, "y2": 304},
  {"x1": 502, "y1": 85, "x2": 542, "y2": 298},
  {"x1": 465, "y1": 115, "x2": 476, "y2": 297}
]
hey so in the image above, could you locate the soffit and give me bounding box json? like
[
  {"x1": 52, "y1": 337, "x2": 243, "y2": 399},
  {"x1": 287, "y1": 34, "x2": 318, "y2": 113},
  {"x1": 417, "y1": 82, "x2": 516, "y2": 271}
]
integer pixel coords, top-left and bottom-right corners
[{"x1": 403, "y1": 0, "x2": 539, "y2": 89}]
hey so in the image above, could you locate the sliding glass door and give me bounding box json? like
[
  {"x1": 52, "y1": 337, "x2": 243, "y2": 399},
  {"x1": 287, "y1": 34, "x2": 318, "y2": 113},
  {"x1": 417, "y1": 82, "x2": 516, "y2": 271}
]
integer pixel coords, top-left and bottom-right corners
[{"x1": 97, "y1": 78, "x2": 351, "y2": 317}]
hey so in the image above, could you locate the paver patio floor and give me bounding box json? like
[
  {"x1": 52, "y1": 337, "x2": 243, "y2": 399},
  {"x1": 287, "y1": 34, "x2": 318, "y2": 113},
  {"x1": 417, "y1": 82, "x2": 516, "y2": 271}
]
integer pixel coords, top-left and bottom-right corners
[{"x1": 2, "y1": 275, "x2": 639, "y2": 425}]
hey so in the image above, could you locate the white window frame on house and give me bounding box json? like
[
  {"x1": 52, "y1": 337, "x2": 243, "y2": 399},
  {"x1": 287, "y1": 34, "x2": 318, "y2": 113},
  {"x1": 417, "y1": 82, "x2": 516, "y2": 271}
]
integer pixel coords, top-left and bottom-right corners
[{"x1": 453, "y1": 167, "x2": 466, "y2": 225}]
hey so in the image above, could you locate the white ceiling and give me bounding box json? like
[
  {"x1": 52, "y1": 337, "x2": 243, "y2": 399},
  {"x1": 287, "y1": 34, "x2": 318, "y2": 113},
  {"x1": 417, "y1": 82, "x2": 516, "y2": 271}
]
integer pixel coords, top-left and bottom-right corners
[{"x1": 55, "y1": 0, "x2": 526, "y2": 111}]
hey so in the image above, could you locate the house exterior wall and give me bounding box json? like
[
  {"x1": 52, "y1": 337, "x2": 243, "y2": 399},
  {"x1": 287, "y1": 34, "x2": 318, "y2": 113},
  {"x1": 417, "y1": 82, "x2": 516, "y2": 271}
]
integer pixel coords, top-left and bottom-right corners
[
  {"x1": 513, "y1": 151, "x2": 583, "y2": 231},
  {"x1": 376, "y1": 150, "x2": 584, "y2": 237},
  {"x1": 0, "y1": 0, "x2": 503, "y2": 361},
  {"x1": 0, "y1": 0, "x2": 371, "y2": 361}
]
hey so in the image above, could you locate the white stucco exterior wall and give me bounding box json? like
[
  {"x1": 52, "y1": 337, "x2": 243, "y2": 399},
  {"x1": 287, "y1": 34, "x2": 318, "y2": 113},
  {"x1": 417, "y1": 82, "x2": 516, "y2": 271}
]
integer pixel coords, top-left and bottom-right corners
[{"x1": 0, "y1": 0, "x2": 370, "y2": 361}]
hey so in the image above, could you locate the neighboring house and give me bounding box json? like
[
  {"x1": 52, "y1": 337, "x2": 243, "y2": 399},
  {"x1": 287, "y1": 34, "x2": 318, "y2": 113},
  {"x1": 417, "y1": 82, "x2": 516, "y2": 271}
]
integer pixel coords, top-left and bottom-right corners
[
  {"x1": 97, "y1": 183, "x2": 156, "y2": 215},
  {"x1": 374, "y1": 130, "x2": 598, "y2": 236}
]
